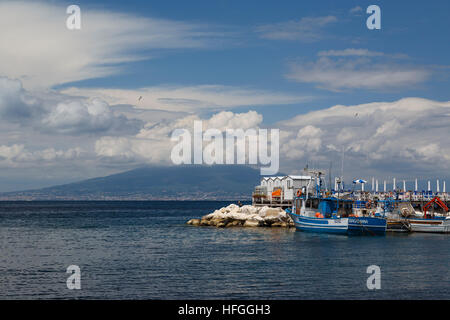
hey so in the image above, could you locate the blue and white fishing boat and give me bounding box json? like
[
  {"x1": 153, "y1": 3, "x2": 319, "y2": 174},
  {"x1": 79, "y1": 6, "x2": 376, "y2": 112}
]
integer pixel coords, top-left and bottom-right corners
[
  {"x1": 347, "y1": 199, "x2": 387, "y2": 235},
  {"x1": 287, "y1": 197, "x2": 349, "y2": 234},
  {"x1": 286, "y1": 172, "x2": 349, "y2": 234},
  {"x1": 286, "y1": 172, "x2": 387, "y2": 235},
  {"x1": 343, "y1": 180, "x2": 387, "y2": 235}
]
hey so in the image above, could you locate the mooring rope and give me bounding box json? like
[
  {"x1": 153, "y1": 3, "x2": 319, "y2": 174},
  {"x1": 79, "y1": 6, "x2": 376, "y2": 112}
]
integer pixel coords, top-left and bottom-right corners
[{"x1": 353, "y1": 216, "x2": 376, "y2": 236}]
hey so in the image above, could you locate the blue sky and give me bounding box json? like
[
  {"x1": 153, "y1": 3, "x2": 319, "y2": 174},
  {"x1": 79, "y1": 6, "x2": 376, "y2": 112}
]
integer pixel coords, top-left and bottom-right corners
[
  {"x1": 0, "y1": 0, "x2": 449, "y2": 191},
  {"x1": 58, "y1": 0, "x2": 449, "y2": 122}
]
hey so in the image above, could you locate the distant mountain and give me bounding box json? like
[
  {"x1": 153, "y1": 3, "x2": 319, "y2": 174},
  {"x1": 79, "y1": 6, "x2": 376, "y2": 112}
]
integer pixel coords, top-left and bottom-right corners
[{"x1": 0, "y1": 165, "x2": 265, "y2": 200}]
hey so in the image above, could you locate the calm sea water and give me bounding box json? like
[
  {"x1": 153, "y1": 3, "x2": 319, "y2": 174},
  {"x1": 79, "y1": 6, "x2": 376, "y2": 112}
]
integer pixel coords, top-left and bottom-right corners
[{"x1": 0, "y1": 201, "x2": 448, "y2": 300}]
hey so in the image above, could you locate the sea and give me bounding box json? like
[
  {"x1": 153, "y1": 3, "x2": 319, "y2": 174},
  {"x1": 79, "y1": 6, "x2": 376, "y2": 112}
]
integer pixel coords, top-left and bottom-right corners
[{"x1": 0, "y1": 201, "x2": 448, "y2": 300}]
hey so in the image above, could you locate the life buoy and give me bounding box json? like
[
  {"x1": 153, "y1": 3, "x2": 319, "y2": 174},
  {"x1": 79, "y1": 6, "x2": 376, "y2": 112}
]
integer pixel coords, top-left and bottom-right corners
[
  {"x1": 296, "y1": 190, "x2": 302, "y2": 197},
  {"x1": 365, "y1": 200, "x2": 371, "y2": 209}
]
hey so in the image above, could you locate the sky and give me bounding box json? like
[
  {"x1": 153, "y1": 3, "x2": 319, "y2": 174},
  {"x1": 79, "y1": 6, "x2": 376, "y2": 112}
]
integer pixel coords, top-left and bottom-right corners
[{"x1": 0, "y1": 0, "x2": 449, "y2": 192}]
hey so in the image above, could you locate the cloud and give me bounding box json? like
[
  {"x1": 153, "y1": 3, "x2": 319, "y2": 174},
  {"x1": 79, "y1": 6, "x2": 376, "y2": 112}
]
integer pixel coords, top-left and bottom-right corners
[
  {"x1": 286, "y1": 54, "x2": 430, "y2": 91},
  {"x1": 0, "y1": 77, "x2": 142, "y2": 135},
  {"x1": 92, "y1": 97, "x2": 450, "y2": 179},
  {"x1": 349, "y1": 6, "x2": 363, "y2": 16},
  {"x1": 62, "y1": 85, "x2": 311, "y2": 112},
  {"x1": 0, "y1": 77, "x2": 42, "y2": 122},
  {"x1": 2, "y1": 95, "x2": 449, "y2": 183},
  {"x1": 203, "y1": 110, "x2": 263, "y2": 130},
  {"x1": 95, "y1": 110, "x2": 264, "y2": 164},
  {"x1": 318, "y1": 49, "x2": 409, "y2": 59},
  {"x1": 41, "y1": 99, "x2": 141, "y2": 135},
  {"x1": 279, "y1": 98, "x2": 450, "y2": 177},
  {"x1": 255, "y1": 16, "x2": 337, "y2": 41},
  {"x1": 0, "y1": 144, "x2": 84, "y2": 167},
  {"x1": 280, "y1": 125, "x2": 323, "y2": 160},
  {"x1": 0, "y1": 1, "x2": 223, "y2": 89},
  {"x1": 318, "y1": 49, "x2": 385, "y2": 57}
]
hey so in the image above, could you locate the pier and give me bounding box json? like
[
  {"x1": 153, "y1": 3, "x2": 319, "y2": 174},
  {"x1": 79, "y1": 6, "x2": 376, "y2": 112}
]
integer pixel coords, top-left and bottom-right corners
[{"x1": 252, "y1": 174, "x2": 450, "y2": 211}]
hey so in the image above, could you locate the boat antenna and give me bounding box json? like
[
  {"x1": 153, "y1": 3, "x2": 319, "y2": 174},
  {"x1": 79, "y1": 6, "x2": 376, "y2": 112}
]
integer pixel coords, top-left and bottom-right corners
[
  {"x1": 329, "y1": 161, "x2": 332, "y2": 192},
  {"x1": 341, "y1": 146, "x2": 345, "y2": 184}
]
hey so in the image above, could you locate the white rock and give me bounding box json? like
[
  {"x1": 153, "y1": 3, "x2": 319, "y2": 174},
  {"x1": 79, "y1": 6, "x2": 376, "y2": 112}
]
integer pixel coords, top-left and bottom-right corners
[
  {"x1": 192, "y1": 203, "x2": 292, "y2": 228},
  {"x1": 243, "y1": 220, "x2": 260, "y2": 227}
]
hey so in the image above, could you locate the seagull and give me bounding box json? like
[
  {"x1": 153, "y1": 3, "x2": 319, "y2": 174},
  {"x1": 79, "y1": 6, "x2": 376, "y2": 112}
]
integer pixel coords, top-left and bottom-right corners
[
  {"x1": 138, "y1": 96, "x2": 143, "y2": 102},
  {"x1": 354, "y1": 112, "x2": 358, "y2": 117}
]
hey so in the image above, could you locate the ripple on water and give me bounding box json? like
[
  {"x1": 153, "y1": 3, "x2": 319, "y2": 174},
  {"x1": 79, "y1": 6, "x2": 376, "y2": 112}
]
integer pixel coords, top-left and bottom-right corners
[{"x1": 0, "y1": 201, "x2": 449, "y2": 299}]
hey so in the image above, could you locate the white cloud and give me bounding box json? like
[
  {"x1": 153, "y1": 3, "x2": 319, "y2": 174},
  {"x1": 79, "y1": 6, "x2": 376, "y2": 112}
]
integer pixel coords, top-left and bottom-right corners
[
  {"x1": 62, "y1": 85, "x2": 311, "y2": 112},
  {"x1": 279, "y1": 98, "x2": 450, "y2": 177},
  {"x1": 0, "y1": 144, "x2": 84, "y2": 167},
  {"x1": 280, "y1": 125, "x2": 323, "y2": 160},
  {"x1": 2, "y1": 95, "x2": 449, "y2": 183},
  {"x1": 349, "y1": 6, "x2": 363, "y2": 15},
  {"x1": 0, "y1": 1, "x2": 222, "y2": 89},
  {"x1": 318, "y1": 49, "x2": 385, "y2": 57},
  {"x1": 0, "y1": 77, "x2": 142, "y2": 135},
  {"x1": 286, "y1": 55, "x2": 430, "y2": 91},
  {"x1": 95, "y1": 110, "x2": 264, "y2": 164},
  {"x1": 93, "y1": 97, "x2": 450, "y2": 178},
  {"x1": 318, "y1": 49, "x2": 408, "y2": 59},
  {"x1": 0, "y1": 77, "x2": 42, "y2": 121},
  {"x1": 41, "y1": 98, "x2": 141, "y2": 135},
  {"x1": 203, "y1": 110, "x2": 262, "y2": 130},
  {"x1": 255, "y1": 16, "x2": 337, "y2": 41}
]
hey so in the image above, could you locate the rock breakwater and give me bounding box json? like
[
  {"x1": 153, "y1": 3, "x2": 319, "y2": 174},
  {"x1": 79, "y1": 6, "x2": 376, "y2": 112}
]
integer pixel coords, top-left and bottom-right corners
[{"x1": 186, "y1": 204, "x2": 294, "y2": 228}]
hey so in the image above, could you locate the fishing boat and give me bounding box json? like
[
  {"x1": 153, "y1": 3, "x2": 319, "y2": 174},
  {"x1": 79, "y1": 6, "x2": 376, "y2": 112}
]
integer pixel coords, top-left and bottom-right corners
[
  {"x1": 379, "y1": 200, "x2": 411, "y2": 232},
  {"x1": 388, "y1": 201, "x2": 412, "y2": 232},
  {"x1": 287, "y1": 196, "x2": 348, "y2": 234},
  {"x1": 286, "y1": 171, "x2": 349, "y2": 234},
  {"x1": 386, "y1": 219, "x2": 411, "y2": 232},
  {"x1": 406, "y1": 196, "x2": 450, "y2": 233},
  {"x1": 407, "y1": 216, "x2": 450, "y2": 233},
  {"x1": 347, "y1": 199, "x2": 387, "y2": 235}
]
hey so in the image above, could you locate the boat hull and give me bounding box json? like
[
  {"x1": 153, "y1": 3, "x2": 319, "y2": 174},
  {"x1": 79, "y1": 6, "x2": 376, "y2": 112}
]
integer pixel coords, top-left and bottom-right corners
[
  {"x1": 348, "y1": 217, "x2": 387, "y2": 235},
  {"x1": 289, "y1": 213, "x2": 348, "y2": 234},
  {"x1": 407, "y1": 217, "x2": 450, "y2": 233},
  {"x1": 386, "y1": 219, "x2": 411, "y2": 233}
]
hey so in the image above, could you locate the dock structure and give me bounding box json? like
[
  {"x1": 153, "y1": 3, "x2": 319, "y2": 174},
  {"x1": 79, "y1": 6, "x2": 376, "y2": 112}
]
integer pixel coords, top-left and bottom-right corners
[
  {"x1": 252, "y1": 175, "x2": 450, "y2": 210},
  {"x1": 252, "y1": 175, "x2": 313, "y2": 209}
]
